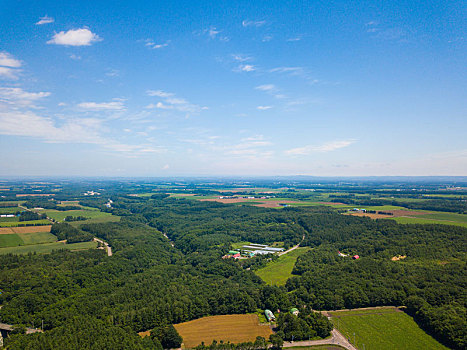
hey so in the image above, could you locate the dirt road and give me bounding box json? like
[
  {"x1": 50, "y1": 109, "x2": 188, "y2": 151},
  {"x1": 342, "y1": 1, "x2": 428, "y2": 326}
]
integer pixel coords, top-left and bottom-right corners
[
  {"x1": 282, "y1": 329, "x2": 357, "y2": 350},
  {"x1": 278, "y1": 234, "x2": 305, "y2": 256}
]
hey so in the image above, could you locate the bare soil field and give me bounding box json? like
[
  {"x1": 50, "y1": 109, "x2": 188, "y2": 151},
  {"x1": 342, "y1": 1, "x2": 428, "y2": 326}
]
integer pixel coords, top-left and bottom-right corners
[
  {"x1": 173, "y1": 314, "x2": 273, "y2": 348},
  {"x1": 11, "y1": 225, "x2": 52, "y2": 234},
  {"x1": 0, "y1": 227, "x2": 15, "y2": 234}
]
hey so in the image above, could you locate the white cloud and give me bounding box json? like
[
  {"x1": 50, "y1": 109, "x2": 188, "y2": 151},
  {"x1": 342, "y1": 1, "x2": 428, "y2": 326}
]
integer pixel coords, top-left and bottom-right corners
[
  {"x1": 0, "y1": 67, "x2": 19, "y2": 80},
  {"x1": 0, "y1": 91, "x2": 162, "y2": 155},
  {"x1": 36, "y1": 16, "x2": 54, "y2": 25},
  {"x1": 0, "y1": 52, "x2": 21, "y2": 68},
  {"x1": 242, "y1": 20, "x2": 266, "y2": 27},
  {"x1": 0, "y1": 87, "x2": 50, "y2": 107},
  {"x1": 257, "y1": 106, "x2": 272, "y2": 110},
  {"x1": 285, "y1": 140, "x2": 356, "y2": 155},
  {"x1": 47, "y1": 28, "x2": 101, "y2": 46},
  {"x1": 287, "y1": 37, "x2": 302, "y2": 42},
  {"x1": 209, "y1": 27, "x2": 220, "y2": 38},
  {"x1": 232, "y1": 54, "x2": 252, "y2": 62},
  {"x1": 147, "y1": 90, "x2": 174, "y2": 98},
  {"x1": 270, "y1": 66, "x2": 304, "y2": 75},
  {"x1": 77, "y1": 101, "x2": 125, "y2": 111},
  {"x1": 255, "y1": 84, "x2": 276, "y2": 91},
  {"x1": 262, "y1": 35, "x2": 273, "y2": 42},
  {"x1": 146, "y1": 90, "x2": 203, "y2": 114},
  {"x1": 0, "y1": 52, "x2": 22, "y2": 80},
  {"x1": 162, "y1": 164, "x2": 170, "y2": 170},
  {"x1": 239, "y1": 64, "x2": 255, "y2": 72},
  {"x1": 145, "y1": 39, "x2": 170, "y2": 49},
  {"x1": 69, "y1": 54, "x2": 81, "y2": 60}
]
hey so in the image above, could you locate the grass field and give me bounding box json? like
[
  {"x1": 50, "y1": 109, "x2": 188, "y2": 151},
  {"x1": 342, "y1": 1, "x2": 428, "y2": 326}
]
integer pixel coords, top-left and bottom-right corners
[
  {"x1": 0, "y1": 219, "x2": 50, "y2": 227},
  {"x1": 0, "y1": 216, "x2": 19, "y2": 222},
  {"x1": 255, "y1": 247, "x2": 311, "y2": 286},
  {"x1": 173, "y1": 314, "x2": 273, "y2": 349},
  {"x1": 43, "y1": 209, "x2": 108, "y2": 221},
  {"x1": 0, "y1": 207, "x2": 20, "y2": 214},
  {"x1": 330, "y1": 308, "x2": 448, "y2": 350},
  {"x1": 0, "y1": 234, "x2": 24, "y2": 247},
  {"x1": 0, "y1": 240, "x2": 97, "y2": 255},
  {"x1": 17, "y1": 231, "x2": 57, "y2": 245},
  {"x1": 69, "y1": 214, "x2": 120, "y2": 227},
  {"x1": 393, "y1": 216, "x2": 467, "y2": 228}
]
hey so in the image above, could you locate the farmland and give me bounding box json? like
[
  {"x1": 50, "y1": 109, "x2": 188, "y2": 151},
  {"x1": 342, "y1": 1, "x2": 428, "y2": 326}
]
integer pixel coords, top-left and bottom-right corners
[
  {"x1": 329, "y1": 307, "x2": 449, "y2": 350},
  {"x1": 0, "y1": 219, "x2": 50, "y2": 227},
  {"x1": 255, "y1": 247, "x2": 311, "y2": 286},
  {"x1": 0, "y1": 240, "x2": 97, "y2": 255},
  {"x1": 173, "y1": 314, "x2": 273, "y2": 349}
]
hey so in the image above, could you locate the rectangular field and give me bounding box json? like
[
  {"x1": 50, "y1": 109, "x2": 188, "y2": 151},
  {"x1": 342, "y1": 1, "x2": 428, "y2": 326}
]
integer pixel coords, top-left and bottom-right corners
[
  {"x1": 393, "y1": 216, "x2": 467, "y2": 228},
  {"x1": 255, "y1": 247, "x2": 311, "y2": 286},
  {"x1": 0, "y1": 240, "x2": 97, "y2": 255},
  {"x1": 330, "y1": 307, "x2": 448, "y2": 350},
  {"x1": 17, "y1": 231, "x2": 57, "y2": 245},
  {"x1": 0, "y1": 219, "x2": 50, "y2": 227},
  {"x1": 174, "y1": 314, "x2": 273, "y2": 348},
  {"x1": 0, "y1": 234, "x2": 23, "y2": 247}
]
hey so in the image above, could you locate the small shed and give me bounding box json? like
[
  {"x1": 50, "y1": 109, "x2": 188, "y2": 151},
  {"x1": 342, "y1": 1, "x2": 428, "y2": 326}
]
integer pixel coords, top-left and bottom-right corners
[
  {"x1": 353, "y1": 255, "x2": 360, "y2": 259},
  {"x1": 290, "y1": 308, "x2": 299, "y2": 316},
  {"x1": 265, "y1": 309, "x2": 276, "y2": 322}
]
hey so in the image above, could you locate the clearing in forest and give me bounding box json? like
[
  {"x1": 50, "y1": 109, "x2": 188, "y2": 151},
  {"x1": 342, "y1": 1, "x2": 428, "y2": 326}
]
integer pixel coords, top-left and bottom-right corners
[
  {"x1": 255, "y1": 247, "x2": 311, "y2": 286},
  {"x1": 329, "y1": 307, "x2": 448, "y2": 350},
  {"x1": 173, "y1": 314, "x2": 273, "y2": 349}
]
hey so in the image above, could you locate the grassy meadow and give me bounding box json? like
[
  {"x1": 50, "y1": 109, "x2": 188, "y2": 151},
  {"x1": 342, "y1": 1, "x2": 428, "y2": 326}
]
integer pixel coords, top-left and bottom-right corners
[
  {"x1": 330, "y1": 308, "x2": 449, "y2": 350},
  {"x1": 255, "y1": 247, "x2": 311, "y2": 286}
]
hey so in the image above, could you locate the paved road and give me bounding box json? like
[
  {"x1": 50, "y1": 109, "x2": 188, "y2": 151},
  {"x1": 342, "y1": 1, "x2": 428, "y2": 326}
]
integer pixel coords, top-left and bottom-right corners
[
  {"x1": 94, "y1": 238, "x2": 112, "y2": 256},
  {"x1": 0, "y1": 322, "x2": 42, "y2": 334},
  {"x1": 282, "y1": 329, "x2": 357, "y2": 350}
]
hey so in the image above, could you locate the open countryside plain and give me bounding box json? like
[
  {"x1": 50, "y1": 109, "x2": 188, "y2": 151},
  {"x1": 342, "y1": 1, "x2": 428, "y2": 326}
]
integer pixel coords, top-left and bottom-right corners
[
  {"x1": 329, "y1": 307, "x2": 449, "y2": 350},
  {"x1": 173, "y1": 314, "x2": 273, "y2": 348},
  {"x1": 255, "y1": 247, "x2": 311, "y2": 286}
]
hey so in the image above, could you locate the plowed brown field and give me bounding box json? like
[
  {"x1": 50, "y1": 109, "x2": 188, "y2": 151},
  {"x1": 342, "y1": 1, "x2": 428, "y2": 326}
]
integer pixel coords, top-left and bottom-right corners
[{"x1": 173, "y1": 314, "x2": 272, "y2": 348}]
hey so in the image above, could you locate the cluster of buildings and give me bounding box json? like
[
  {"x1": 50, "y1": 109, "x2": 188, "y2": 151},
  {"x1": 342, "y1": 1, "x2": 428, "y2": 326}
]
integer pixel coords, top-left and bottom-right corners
[
  {"x1": 223, "y1": 243, "x2": 285, "y2": 259},
  {"x1": 264, "y1": 308, "x2": 300, "y2": 322}
]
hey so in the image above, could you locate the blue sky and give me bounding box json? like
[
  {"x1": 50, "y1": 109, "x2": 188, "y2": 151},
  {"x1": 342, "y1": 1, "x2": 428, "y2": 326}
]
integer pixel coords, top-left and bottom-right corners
[{"x1": 0, "y1": 0, "x2": 465, "y2": 176}]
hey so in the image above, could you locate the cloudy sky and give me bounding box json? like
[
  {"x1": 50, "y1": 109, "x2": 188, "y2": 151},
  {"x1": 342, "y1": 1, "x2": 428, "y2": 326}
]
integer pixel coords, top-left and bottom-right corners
[{"x1": 0, "y1": 1, "x2": 466, "y2": 176}]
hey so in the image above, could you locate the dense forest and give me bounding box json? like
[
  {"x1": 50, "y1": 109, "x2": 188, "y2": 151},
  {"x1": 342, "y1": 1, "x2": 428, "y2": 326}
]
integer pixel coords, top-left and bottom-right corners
[{"x1": 0, "y1": 194, "x2": 465, "y2": 349}]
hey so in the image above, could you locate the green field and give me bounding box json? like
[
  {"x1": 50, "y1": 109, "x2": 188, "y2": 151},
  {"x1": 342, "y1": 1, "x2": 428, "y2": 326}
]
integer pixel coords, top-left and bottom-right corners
[
  {"x1": 331, "y1": 308, "x2": 449, "y2": 350},
  {"x1": 0, "y1": 219, "x2": 50, "y2": 227},
  {"x1": 393, "y1": 216, "x2": 467, "y2": 228},
  {"x1": 17, "y1": 231, "x2": 57, "y2": 245},
  {"x1": 419, "y1": 212, "x2": 467, "y2": 223},
  {"x1": 0, "y1": 216, "x2": 19, "y2": 222},
  {"x1": 0, "y1": 234, "x2": 24, "y2": 247},
  {"x1": 40, "y1": 209, "x2": 119, "y2": 226},
  {"x1": 0, "y1": 207, "x2": 20, "y2": 214},
  {"x1": 69, "y1": 214, "x2": 120, "y2": 227},
  {"x1": 255, "y1": 247, "x2": 311, "y2": 286},
  {"x1": 0, "y1": 240, "x2": 98, "y2": 255}
]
